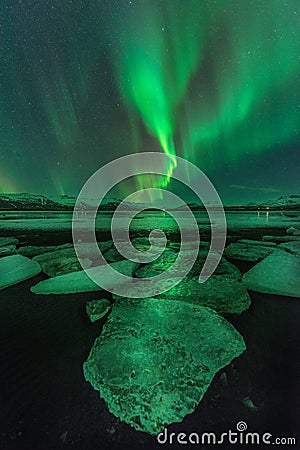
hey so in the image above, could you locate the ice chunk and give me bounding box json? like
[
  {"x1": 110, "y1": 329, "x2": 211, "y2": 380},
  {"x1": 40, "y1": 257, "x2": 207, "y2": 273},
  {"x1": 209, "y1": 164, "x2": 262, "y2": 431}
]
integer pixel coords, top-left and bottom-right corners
[
  {"x1": 0, "y1": 245, "x2": 16, "y2": 257},
  {"x1": 0, "y1": 255, "x2": 41, "y2": 290},
  {"x1": 86, "y1": 299, "x2": 111, "y2": 323},
  {"x1": 17, "y1": 243, "x2": 73, "y2": 258},
  {"x1": 237, "y1": 239, "x2": 276, "y2": 247},
  {"x1": 278, "y1": 241, "x2": 300, "y2": 257},
  {"x1": 224, "y1": 242, "x2": 276, "y2": 262},
  {"x1": 83, "y1": 298, "x2": 246, "y2": 434},
  {"x1": 242, "y1": 251, "x2": 300, "y2": 297},
  {"x1": 0, "y1": 237, "x2": 18, "y2": 246},
  {"x1": 286, "y1": 227, "x2": 300, "y2": 236},
  {"x1": 113, "y1": 276, "x2": 250, "y2": 315},
  {"x1": 33, "y1": 241, "x2": 113, "y2": 277},
  {"x1": 135, "y1": 249, "x2": 241, "y2": 281},
  {"x1": 262, "y1": 235, "x2": 300, "y2": 243},
  {"x1": 30, "y1": 260, "x2": 138, "y2": 295}
]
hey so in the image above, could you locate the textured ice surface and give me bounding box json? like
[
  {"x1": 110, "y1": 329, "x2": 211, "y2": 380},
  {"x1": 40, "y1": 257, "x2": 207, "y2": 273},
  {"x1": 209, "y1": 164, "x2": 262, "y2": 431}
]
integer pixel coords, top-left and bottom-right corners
[
  {"x1": 262, "y1": 235, "x2": 300, "y2": 243},
  {"x1": 113, "y1": 276, "x2": 250, "y2": 315},
  {"x1": 86, "y1": 299, "x2": 111, "y2": 323},
  {"x1": 33, "y1": 241, "x2": 112, "y2": 277},
  {"x1": 242, "y1": 251, "x2": 300, "y2": 297},
  {"x1": 135, "y1": 249, "x2": 241, "y2": 280},
  {"x1": 0, "y1": 245, "x2": 16, "y2": 257},
  {"x1": 155, "y1": 276, "x2": 251, "y2": 314},
  {"x1": 286, "y1": 226, "x2": 300, "y2": 236},
  {"x1": 278, "y1": 241, "x2": 300, "y2": 257},
  {"x1": 83, "y1": 298, "x2": 246, "y2": 434},
  {"x1": 0, "y1": 237, "x2": 18, "y2": 246},
  {"x1": 224, "y1": 242, "x2": 277, "y2": 262},
  {"x1": 31, "y1": 260, "x2": 138, "y2": 294},
  {"x1": 0, "y1": 255, "x2": 41, "y2": 290},
  {"x1": 18, "y1": 243, "x2": 73, "y2": 258},
  {"x1": 237, "y1": 239, "x2": 277, "y2": 247}
]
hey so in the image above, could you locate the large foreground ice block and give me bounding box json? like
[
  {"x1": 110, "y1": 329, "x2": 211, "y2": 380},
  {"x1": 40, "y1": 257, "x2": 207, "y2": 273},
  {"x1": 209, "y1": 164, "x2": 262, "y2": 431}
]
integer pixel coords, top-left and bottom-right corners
[
  {"x1": 0, "y1": 255, "x2": 41, "y2": 290},
  {"x1": 83, "y1": 298, "x2": 246, "y2": 434},
  {"x1": 242, "y1": 251, "x2": 300, "y2": 298},
  {"x1": 30, "y1": 260, "x2": 138, "y2": 294}
]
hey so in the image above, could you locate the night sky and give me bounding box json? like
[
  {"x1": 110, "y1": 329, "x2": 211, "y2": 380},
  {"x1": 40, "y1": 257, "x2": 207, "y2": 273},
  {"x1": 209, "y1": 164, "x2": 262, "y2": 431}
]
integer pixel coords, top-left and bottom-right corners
[{"x1": 0, "y1": 0, "x2": 299, "y2": 204}]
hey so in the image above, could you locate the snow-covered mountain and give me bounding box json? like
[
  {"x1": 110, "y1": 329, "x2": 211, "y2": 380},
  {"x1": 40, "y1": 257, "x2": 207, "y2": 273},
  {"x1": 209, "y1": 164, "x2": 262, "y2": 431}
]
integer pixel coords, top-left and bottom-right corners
[
  {"x1": 259, "y1": 195, "x2": 300, "y2": 209},
  {"x1": 0, "y1": 193, "x2": 154, "y2": 211},
  {"x1": 0, "y1": 193, "x2": 299, "y2": 211},
  {"x1": 0, "y1": 193, "x2": 68, "y2": 210},
  {"x1": 225, "y1": 195, "x2": 300, "y2": 210}
]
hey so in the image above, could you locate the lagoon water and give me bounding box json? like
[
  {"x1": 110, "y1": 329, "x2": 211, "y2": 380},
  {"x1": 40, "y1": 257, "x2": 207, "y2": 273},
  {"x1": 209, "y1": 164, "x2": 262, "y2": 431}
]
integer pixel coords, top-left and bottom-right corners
[
  {"x1": 0, "y1": 210, "x2": 299, "y2": 449},
  {"x1": 0, "y1": 209, "x2": 298, "y2": 233}
]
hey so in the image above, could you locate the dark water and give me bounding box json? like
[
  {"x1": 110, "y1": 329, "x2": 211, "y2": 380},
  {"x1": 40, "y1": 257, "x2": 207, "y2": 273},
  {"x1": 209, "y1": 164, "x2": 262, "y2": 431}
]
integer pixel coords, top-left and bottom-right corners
[{"x1": 0, "y1": 224, "x2": 300, "y2": 450}]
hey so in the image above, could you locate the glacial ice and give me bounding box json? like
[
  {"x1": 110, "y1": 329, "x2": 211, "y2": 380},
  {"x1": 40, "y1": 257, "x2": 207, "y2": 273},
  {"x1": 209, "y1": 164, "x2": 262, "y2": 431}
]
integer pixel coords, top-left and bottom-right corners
[
  {"x1": 242, "y1": 251, "x2": 300, "y2": 297},
  {"x1": 86, "y1": 299, "x2": 111, "y2": 323},
  {"x1": 33, "y1": 241, "x2": 112, "y2": 277},
  {"x1": 0, "y1": 237, "x2": 18, "y2": 246},
  {"x1": 224, "y1": 242, "x2": 277, "y2": 262},
  {"x1": 0, "y1": 245, "x2": 16, "y2": 257},
  {"x1": 30, "y1": 260, "x2": 138, "y2": 295},
  {"x1": 113, "y1": 276, "x2": 250, "y2": 315},
  {"x1": 0, "y1": 255, "x2": 41, "y2": 290},
  {"x1": 83, "y1": 298, "x2": 246, "y2": 434}
]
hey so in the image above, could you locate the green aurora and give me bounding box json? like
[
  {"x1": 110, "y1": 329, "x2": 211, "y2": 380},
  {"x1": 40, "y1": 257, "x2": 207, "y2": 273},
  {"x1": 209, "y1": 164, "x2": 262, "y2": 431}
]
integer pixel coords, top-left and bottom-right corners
[
  {"x1": 111, "y1": 0, "x2": 299, "y2": 187},
  {"x1": 0, "y1": 0, "x2": 299, "y2": 202}
]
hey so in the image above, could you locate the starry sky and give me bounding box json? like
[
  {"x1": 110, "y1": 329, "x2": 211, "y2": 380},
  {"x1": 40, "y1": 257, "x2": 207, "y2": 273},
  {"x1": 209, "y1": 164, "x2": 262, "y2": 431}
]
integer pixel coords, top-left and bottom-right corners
[{"x1": 0, "y1": 0, "x2": 299, "y2": 204}]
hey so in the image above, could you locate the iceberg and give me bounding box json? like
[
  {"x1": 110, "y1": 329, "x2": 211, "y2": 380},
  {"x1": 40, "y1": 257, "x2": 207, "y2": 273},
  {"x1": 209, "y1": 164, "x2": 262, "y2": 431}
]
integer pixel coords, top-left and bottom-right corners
[
  {"x1": 83, "y1": 298, "x2": 246, "y2": 434},
  {"x1": 30, "y1": 260, "x2": 138, "y2": 295},
  {"x1": 113, "y1": 276, "x2": 251, "y2": 315},
  {"x1": 0, "y1": 255, "x2": 41, "y2": 290},
  {"x1": 242, "y1": 251, "x2": 300, "y2": 297},
  {"x1": 86, "y1": 299, "x2": 111, "y2": 323}
]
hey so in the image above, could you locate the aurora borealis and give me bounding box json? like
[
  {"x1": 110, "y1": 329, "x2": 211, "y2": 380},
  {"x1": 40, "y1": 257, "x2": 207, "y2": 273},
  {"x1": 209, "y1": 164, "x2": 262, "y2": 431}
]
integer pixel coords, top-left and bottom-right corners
[{"x1": 0, "y1": 0, "x2": 299, "y2": 203}]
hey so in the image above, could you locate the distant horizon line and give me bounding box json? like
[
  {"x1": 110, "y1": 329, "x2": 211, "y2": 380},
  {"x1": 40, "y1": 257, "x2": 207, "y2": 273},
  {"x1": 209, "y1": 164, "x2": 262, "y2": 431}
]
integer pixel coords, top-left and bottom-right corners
[{"x1": 0, "y1": 191, "x2": 299, "y2": 208}]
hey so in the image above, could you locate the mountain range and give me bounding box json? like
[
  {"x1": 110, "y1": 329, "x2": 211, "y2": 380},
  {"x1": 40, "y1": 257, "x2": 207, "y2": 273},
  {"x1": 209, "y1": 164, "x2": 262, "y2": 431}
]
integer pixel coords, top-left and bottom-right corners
[{"x1": 0, "y1": 193, "x2": 299, "y2": 211}]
